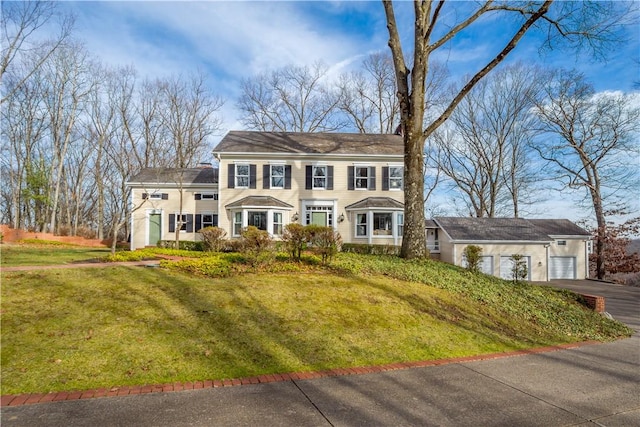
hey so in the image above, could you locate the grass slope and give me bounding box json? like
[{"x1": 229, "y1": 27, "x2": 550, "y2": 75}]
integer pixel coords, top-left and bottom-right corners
[{"x1": 0, "y1": 251, "x2": 632, "y2": 395}]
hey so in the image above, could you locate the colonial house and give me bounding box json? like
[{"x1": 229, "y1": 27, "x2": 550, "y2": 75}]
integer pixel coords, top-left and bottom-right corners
[
  {"x1": 127, "y1": 131, "x2": 590, "y2": 281},
  {"x1": 128, "y1": 131, "x2": 405, "y2": 250}
]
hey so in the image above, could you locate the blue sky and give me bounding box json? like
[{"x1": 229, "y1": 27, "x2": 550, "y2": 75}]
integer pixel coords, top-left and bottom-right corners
[
  {"x1": 64, "y1": 1, "x2": 639, "y2": 125},
  {"x1": 56, "y1": 1, "x2": 639, "y2": 221}
]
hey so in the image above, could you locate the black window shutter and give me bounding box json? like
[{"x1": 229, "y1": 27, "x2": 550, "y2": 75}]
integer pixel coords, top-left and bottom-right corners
[
  {"x1": 195, "y1": 193, "x2": 201, "y2": 200},
  {"x1": 214, "y1": 193, "x2": 219, "y2": 200},
  {"x1": 228, "y1": 164, "x2": 235, "y2": 189},
  {"x1": 382, "y1": 167, "x2": 389, "y2": 191},
  {"x1": 305, "y1": 165, "x2": 312, "y2": 189},
  {"x1": 213, "y1": 214, "x2": 219, "y2": 227},
  {"x1": 162, "y1": 193, "x2": 168, "y2": 200},
  {"x1": 285, "y1": 165, "x2": 291, "y2": 189},
  {"x1": 348, "y1": 166, "x2": 354, "y2": 190},
  {"x1": 327, "y1": 166, "x2": 334, "y2": 190},
  {"x1": 142, "y1": 193, "x2": 148, "y2": 199},
  {"x1": 263, "y1": 165, "x2": 270, "y2": 189},
  {"x1": 369, "y1": 167, "x2": 376, "y2": 190},
  {"x1": 186, "y1": 214, "x2": 194, "y2": 233},
  {"x1": 169, "y1": 214, "x2": 176, "y2": 232},
  {"x1": 195, "y1": 214, "x2": 202, "y2": 232},
  {"x1": 250, "y1": 164, "x2": 257, "y2": 189}
]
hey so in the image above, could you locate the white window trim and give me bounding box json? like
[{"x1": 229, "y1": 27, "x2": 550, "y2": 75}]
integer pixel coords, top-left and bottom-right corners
[
  {"x1": 149, "y1": 193, "x2": 163, "y2": 200},
  {"x1": 235, "y1": 163, "x2": 250, "y2": 188},
  {"x1": 200, "y1": 211, "x2": 216, "y2": 229},
  {"x1": 270, "y1": 164, "x2": 285, "y2": 189},
  {"x1": 388, "y1": 166, "x2": 404, "y2": 191},
  {"x1": 174, "y1": 212, "x2": 188, "y2": 233},
  {"x1": 301, "y1": 199, "x2": 338, "y2": 229},
  {"x1": 349, "y1": 209, "x2": 404, "y2": 245},
  {"x1": 231, "y1": 208, "x2": 289, "y2": 238},
  {"x1": 312, "y1": 165, "x2": 328, "y2": 190},
  {"x1": 354, "y1": 165, "x2": 372, "y2": 190}
]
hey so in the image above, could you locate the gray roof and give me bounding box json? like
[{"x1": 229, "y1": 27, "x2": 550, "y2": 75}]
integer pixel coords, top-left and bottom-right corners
[
  {"x1": 425, "y1": 219, "x2": 438, "y2": 228},
  {"x1": 434, "y1": 217, "x2": 552, "y2": 242},
  {"x1": 129, "y1": 167, "x2": 218, "y2": 185},
  {"x1": 213, "y1": 131, "x2": 404, "y2": 156},
  {"x1": 225, "y1": 196, "x2": 293, "y2": 209},
  {"x1": 345, "y1": 197, "x2": 404, "y2": 210},
  {"x1": 528, "y1": 219, "x2": 591, "y2": 236}
]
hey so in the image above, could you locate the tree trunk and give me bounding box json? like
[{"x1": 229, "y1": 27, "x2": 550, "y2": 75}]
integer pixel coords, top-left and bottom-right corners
[{"x1": 400, "y1": 130, "x2": 428, "y2": 258}]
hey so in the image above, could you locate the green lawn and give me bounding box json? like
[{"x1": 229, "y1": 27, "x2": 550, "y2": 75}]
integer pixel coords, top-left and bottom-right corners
[
  {"x1": 0, "y1": 249, "x2": 632, "y2": 395},
  {"x1": 1, "y1": 243, "x2": 111, "y2": 267}
]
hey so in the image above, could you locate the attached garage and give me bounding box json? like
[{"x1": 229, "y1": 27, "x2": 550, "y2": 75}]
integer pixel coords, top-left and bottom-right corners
[
  {"x1": 500, "y1": 255, "x2": 531, "y2": 281},
  {"x1": 549, "y1": 256, "x2": 576, "y2": 280}
]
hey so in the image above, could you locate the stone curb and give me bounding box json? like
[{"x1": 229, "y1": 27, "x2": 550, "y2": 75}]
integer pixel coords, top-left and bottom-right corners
[{"x1": 1, "y1": 340, "x2": 600, "y2": 408}]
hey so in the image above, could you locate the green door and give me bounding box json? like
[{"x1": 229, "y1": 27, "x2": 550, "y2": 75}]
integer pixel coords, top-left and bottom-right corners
[
  {"x1": 149, "y1": 214, "x2": 161, "y2": 246},
  {"x1": 311, "y1": 212, "x2": 327, "y2": 226}
]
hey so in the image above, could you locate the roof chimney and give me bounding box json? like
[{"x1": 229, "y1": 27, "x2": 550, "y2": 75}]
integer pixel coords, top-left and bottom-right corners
[{"x1": 197, "y1": 162, "x2": 213, "y2": 168}]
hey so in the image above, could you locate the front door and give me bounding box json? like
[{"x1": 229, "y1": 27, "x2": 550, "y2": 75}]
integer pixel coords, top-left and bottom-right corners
[
  {"x1": 311, "y1": 212, "x2": 327, "y2": 226},
  {"x1": 148, "y1": 213, "x2": 161, "y2": 246}
]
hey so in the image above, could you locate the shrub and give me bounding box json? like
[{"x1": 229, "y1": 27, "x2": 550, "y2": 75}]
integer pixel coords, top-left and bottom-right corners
[
  {"x1": 341, "y1": 243, "x2": 400, "y2": 255},
  {"x1": 158, "y1": 240, "x2": 204, "y2": 251},
  {"x1": 463, "y1": 245, "x2": 483, "y2": 273},
  {"x1": 308, "y1": 226, "x2": 342, "y2": 265},
  {"x1": 510, "y1": 254, "x2": 528, "y2": 284},
  {"x1": 282, "y1": 223, "x2": 308, "y2": 261},
  {"x1": 199, "y1": 226, "x2": 227, "y2": 252},
  {"x1": 240, "y1": 226, "x2": 273, "y2": 266}
]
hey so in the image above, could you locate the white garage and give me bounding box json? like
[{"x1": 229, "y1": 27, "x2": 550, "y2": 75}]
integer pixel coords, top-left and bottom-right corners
[{"x1": 549, "y1": 256, "x2": 576, "y2": 280}]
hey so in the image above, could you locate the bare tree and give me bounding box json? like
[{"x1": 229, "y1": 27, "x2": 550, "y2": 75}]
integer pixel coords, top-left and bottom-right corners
[
  {"x1": 1, "y1": 0, "x2": 73, "y2": 103},
  {"x1": 337, "y1": 52, "x2": 399, "y2": 133},
  {"x1": 238, "y1": 62, "x2": 344, "y2": 132},
  {"x1": 382, "y1": 0, "x2": 630, "y2": 258},
  {"x1": 159, "y1": 72, "x2": 224, "y2": 245},
  {"x1": 532, "y1": 70, "x2": 640, "y2": 279},
  {"x1": 1, "y1": 57, "x2": 48, "y2": 229},
  {"x1": 432, "y1": 63, "x2": 542, "y2": 217},
  {"x1": 41, "y1": 41, "x2": 94, "y2": 234}
]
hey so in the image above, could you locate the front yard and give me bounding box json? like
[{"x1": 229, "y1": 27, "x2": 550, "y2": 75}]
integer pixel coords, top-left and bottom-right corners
[{"x1": 0, "y1": 246, "x2": 632, "y2": 395}]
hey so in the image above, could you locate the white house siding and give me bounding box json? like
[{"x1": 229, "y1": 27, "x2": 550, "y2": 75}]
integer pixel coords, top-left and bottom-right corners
[
  {"x1": 548, "y1": 238, "x2": 589, "y2": 280},
  {"x1": 439, "y1": 242, "x2": 549, "y2": 282},
  {"x1": 217, "y1": 156, "x2": 404, "y2": 244},
  {"x1": 129, "y1": 186, "x2": 218, "y2": 250}
]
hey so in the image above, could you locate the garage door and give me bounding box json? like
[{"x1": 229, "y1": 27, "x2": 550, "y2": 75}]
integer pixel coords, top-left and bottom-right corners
[
  {"x1": 479, "y1": 256, "x2": 493, "y2": 275},
  {"x1": 550, "y1": 256, "x2": 576, "y2": 280},
  {"x1": 461, "y1": 255, "x2": 493, "y2": 274},
  {"x1": 500, "y1": 256, "x2": 531, "y2": 281}
]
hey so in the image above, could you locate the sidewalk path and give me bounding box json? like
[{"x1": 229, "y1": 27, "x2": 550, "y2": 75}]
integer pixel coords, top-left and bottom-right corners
[{"x1": 2, "y1": 278, "x2": 638, "y2": 426}]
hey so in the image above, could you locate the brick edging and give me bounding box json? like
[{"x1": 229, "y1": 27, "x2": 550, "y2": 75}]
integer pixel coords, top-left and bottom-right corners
[{"x1": 1, "y1": 340, "x2": 600, "y2": 408}]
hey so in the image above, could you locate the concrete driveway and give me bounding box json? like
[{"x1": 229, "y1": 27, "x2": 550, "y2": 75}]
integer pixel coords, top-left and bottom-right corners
[{"x1": 544, "y1": 279, "x2": 640, "y2": 332}]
